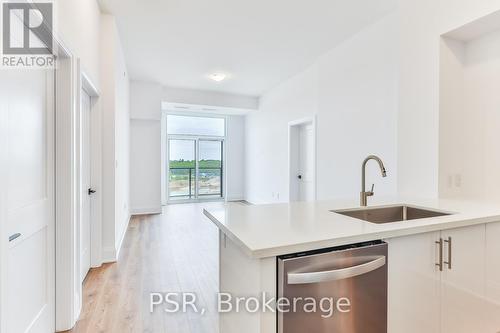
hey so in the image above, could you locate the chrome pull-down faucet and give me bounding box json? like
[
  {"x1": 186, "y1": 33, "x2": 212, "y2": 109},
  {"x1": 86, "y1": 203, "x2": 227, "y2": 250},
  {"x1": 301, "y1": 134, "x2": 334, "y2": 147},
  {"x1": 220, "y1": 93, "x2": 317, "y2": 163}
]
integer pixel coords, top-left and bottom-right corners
[{"x1": 360, "y1": 155, "x2": 387, "y2": 206}]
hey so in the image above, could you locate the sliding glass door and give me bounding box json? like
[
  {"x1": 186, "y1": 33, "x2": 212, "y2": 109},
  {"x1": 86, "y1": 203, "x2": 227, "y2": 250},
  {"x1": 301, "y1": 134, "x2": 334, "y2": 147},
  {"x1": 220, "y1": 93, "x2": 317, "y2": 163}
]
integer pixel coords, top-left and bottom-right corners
[
  {"x1": 168, "y1": 138, "x2": 224, "y2": 201},
  {"x1": 198, "y1": 140, "x2": 223, "y2": 197},
  {"x1": 168, "y1": 139, "x2": 196, "y2": 199}
]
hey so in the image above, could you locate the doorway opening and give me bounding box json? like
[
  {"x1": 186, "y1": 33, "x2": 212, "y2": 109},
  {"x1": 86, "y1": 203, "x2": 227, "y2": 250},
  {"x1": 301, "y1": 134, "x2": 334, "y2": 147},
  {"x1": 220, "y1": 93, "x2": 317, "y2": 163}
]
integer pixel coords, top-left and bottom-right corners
[
  {"x1": 289, "y1": 117, "x2": 317, "y2": 202},
  {"x1": 166, "y1": 114, "x2": 226, "y2": 202}
]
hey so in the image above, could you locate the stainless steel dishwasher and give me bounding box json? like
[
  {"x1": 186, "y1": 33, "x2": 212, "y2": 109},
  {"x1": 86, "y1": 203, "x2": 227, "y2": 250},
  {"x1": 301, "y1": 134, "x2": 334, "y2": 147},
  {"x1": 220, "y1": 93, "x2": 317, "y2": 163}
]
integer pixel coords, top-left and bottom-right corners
[{"x1": 277, "y1": 240, "x2": 387, "y2": 333}]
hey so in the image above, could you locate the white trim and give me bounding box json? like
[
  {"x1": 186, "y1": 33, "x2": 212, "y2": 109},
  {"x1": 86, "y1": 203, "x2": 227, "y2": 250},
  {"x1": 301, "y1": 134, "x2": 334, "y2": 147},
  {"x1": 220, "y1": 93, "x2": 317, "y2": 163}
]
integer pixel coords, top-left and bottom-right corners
[
  {"x1": 288, "y1": 116, "x2": 316, "y2": 127},
  {"x1": 165, "y1": 109, "x2": 233, "y2": 123},
  {"x1": 71, "y1": 62, "x2": 102, "y2": 324},
  {"x1": 81, "y1": 71, "x2": 100, "y2": 97},
  {"x1": 288, "y1": 116, "x2": 317, "y2": 202},
  {"x1": 53, "y1": 36, "x2": 102, "y2": 332},
  {"x1": 162, "y1": 100, "x2": 258, "y2": 115},
  {"x1": 161, "y1": 112, "x2": 167, "y2": 205},
  {"x1": 167, "y1": 198, "x2": 225, "y2": 205},
  {"x1": 101, "y1": 246, "x2": 118, "y2": 264},
  {"x1": 102, "y1": 214, "x2": 131, "y2": 263},
  {"x1": 54, "y1": 39, "x2": 79, "y2": 332},
  {"x1": 226, "y1": 196, "x2": 246, "y2": 202},
  {"x1": 130, "y1": 207, "x2": 163, "y2": 215},
  {"x1": 79, "y1": 68, "x2": 102, "y2": 270},
  {"x1": 0, "y1": 59, "x2": 7, "y2": 333}
]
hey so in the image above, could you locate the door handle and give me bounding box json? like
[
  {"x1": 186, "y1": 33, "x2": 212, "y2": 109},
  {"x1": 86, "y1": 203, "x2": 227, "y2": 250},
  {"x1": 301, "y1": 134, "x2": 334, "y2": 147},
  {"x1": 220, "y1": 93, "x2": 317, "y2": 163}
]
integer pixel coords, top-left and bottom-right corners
[
  {"x1": 436, "y1": 238, "x2": 443, "y2": 271},
  {"x1": 287, "y1": 256, "x2": 386, "y2": 284},
  {"x1": 444, "y1": 237, "x2": 452, "y2": 270},
  {"x1": 88, "y1": 188, "x2": 96, "y2": 195},
  {"x1": 9, "y1": 233, "x2": 21, "y2": 242}
]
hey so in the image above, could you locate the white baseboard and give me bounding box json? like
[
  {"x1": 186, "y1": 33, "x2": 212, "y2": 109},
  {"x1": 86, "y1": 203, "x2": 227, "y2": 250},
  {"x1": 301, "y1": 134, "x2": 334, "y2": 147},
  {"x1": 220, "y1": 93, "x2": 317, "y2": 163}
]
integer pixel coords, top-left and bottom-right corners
[
  {"x1": 226, "y1": 196, "x2": 245, "y2": 202},
  {"x1": 101, "y1": 246, "x2": 117, "y2": 263},
  {"x1": 102, "y1": 214, "x2": 131, "y2": 263},
  {"x1": 115, "y1": 214, "x2": 130, "y2": 260},
  {"x1": 130, "y1": 206, "x2": 162, "y2": 215}
]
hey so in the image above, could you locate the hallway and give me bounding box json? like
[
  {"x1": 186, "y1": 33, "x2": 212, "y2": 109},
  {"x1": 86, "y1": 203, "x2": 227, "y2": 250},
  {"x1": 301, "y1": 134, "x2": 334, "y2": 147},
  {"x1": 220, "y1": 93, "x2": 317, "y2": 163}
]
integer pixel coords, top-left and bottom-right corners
[{"x1": 68, "y1": 203, "x2": 222, "y2": 333}]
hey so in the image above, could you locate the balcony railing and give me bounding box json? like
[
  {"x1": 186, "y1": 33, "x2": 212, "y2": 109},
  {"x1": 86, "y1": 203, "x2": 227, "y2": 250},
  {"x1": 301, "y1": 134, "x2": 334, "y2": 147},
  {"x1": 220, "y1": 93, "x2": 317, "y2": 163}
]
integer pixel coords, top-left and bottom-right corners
[{"x1": 169, "y1": 167, "x2": 223, "y2": 199}]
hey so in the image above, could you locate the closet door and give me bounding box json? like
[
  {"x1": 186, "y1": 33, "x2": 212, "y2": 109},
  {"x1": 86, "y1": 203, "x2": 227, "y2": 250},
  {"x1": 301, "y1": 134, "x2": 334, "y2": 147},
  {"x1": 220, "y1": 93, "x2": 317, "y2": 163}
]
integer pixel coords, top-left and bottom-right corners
[{"x1": 0, "y1": 69, "x2": 55, "y2": 333}]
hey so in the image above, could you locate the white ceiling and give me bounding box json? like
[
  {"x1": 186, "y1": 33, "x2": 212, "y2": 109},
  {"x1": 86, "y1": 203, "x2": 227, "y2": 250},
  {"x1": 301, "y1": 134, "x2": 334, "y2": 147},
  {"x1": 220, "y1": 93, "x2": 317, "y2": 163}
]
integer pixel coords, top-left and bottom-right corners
[{"x1": 100, "y1": 0, "x2": 396, "y2": 97}]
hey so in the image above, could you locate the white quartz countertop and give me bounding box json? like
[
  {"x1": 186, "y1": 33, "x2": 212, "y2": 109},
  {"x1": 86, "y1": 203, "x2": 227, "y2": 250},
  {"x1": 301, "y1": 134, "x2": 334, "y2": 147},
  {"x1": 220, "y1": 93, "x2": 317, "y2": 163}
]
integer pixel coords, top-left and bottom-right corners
[{"x1": 203, "y1": 197, "x2": 500, "y2": 258}]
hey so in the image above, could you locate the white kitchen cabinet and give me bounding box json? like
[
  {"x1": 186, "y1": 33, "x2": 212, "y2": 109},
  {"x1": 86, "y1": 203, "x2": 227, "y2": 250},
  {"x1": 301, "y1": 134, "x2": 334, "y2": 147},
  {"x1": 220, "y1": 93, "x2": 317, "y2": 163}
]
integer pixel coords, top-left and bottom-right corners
[
  {"x1": 484, "y1": 222, "x2": 500, "y2": 332},
  {"x1": 388, "y1": 224, "x2": 489, "y2": 333},
  {"x1": 440, "y1": 224, "x2": 486, "y2": 333},
  {"x1": 387, "y1": 231, "x2": 441, "y2": 333},
  {"x1": 486, "y1": 222, "x2": 500, "y2": 299}
]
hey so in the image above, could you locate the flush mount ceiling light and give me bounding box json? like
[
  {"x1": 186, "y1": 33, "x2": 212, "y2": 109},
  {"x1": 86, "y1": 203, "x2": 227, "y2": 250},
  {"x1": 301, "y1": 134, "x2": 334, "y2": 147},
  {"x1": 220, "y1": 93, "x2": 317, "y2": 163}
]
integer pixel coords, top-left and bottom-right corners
[{"x1": 209, "y1": 72, "x2": 227, "y2": 82}]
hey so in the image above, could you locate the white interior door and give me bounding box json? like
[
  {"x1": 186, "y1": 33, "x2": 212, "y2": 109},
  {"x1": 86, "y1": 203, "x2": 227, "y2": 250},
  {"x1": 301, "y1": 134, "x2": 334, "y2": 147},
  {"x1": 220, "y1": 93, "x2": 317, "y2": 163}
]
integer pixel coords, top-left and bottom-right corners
[
  {"x1": 80, "y1": 89, "x2": 92, "y2": 282},
  {"x1": 0, "y1": 69, "x2": 55, "y2": 333},
  {"x1": 298, "y1": 124, "x2": 314, "y2": 201}
]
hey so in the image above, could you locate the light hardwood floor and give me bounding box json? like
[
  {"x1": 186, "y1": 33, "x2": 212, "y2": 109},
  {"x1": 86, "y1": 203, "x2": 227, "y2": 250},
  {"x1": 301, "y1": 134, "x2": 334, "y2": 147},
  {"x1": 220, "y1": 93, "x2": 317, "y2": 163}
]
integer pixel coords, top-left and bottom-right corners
[{"x1": 66, "y1": 202, "x2": 222, "y2": 333}]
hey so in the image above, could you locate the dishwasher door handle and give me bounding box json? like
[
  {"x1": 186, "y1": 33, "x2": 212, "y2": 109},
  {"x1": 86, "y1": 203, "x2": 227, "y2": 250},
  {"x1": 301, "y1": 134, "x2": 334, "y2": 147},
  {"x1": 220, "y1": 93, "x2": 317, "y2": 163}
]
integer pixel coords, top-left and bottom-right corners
[{"x1": 287, "y1": 256, "x2": 386, "y2": 284}]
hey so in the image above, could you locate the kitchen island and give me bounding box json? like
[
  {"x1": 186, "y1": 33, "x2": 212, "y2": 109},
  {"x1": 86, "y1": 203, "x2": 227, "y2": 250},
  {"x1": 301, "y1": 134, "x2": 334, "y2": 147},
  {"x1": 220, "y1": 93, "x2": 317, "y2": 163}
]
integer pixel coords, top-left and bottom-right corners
[{"x1": 204, "y1": 197, "x2": 500, "y2": 333}]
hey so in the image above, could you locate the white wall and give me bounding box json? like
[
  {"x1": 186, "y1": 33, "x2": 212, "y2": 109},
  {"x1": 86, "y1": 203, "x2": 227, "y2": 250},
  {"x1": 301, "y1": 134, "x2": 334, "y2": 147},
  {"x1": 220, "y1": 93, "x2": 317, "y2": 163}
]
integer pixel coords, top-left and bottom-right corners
[
  {"x1": 100, "y1": 15, "x2": 131, "y2": 261},
  {"x1": 130, "y1": 81, "x2": 162, "y2": 214},
  {"x1": 130, "y1": 82, "x2": 246, "y2": 206},
  {"x1": 130, "y1": 120, "x2": 161, "y2": 213},
  {"x1": 439, "y1": 37, "x2": 466, "y2": 199},
  {"x1": 397, "y1": 0, "x2": 500, "y2": 198},
  {"x1": 245, "y1": 13, "x2": 399, "y2": 204},
  {"x1": 99, "y1": 15, "x2": 116, "y2": 260},
  {"x1": 247, "y1": 1, "x2": 500, "y2": 203},
  {"x1": 55, "y1": 0, "x2": 101, "y2": 88},
  {"x1": 52, "y1": 1, "x2": 131, "y2": 329},
  {"x1": 225, "y1": 115, "x2": 246, "y2": 200},
  {"x1": 439, "y1": 29, "x2": 500, "y2": 202},
  {"x1": 113, "y1": 21, "x2": 131, "y2": 255},
  {"x1": 163, "y1": 86, "x2": 259, "y2": 110}
]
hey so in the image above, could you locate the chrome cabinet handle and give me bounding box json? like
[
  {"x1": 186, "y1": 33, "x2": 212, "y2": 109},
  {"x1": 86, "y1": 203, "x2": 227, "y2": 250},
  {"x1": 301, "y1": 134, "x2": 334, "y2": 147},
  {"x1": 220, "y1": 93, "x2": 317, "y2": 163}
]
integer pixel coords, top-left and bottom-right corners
[
  {"x1": 287, "y1": 256, "x2": 386, "y2": 285},
  {"x1": 9, "y1": 233, "x2": 21, "y2": 242},
  {"x1": 444, "y1": 237, "x2": 452, "y2": 270},
  {"x1": 436, "y1": 238, "x2": 443, "y2": 271}
]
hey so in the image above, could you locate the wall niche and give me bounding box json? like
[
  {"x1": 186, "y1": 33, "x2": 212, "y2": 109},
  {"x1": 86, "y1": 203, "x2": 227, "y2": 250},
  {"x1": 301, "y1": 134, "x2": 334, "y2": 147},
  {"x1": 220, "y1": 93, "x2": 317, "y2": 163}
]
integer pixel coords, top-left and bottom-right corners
[{"x1": 439, "y1": 10, "x2": 500, "y2": 201}]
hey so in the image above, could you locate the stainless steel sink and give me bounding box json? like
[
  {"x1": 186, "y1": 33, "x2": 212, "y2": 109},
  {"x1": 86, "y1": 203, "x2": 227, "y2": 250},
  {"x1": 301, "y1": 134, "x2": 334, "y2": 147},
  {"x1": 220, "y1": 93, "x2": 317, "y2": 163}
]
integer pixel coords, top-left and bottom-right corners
[{"x1": 332, "y1": 205, "x2": 452, "y2": 224}]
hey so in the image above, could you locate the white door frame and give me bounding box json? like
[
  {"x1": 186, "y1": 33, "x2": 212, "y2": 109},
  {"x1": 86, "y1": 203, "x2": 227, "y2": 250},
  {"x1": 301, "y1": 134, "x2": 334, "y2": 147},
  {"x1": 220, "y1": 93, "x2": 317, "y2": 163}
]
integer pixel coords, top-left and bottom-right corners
[
  {"x1": 54, "y1": 38, "x2": 77, "y2": 332},
  {"x1": 288, "y1": 116, "x2": 317, "y2": 202},
  {"x1": 79, "y1": 71, "x2": 101, "y2": 272},
  {"x1": 54, "y1": 40, "x2": 101, "y2": 330},
  {"x1": 65, "y1": 62, "x2": 101, "y2": 328}
]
